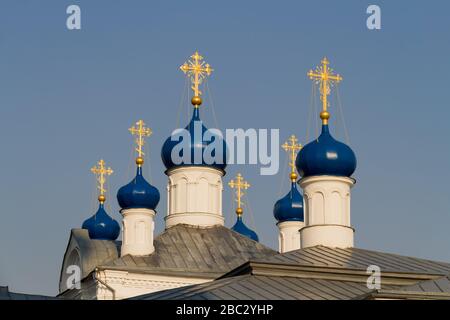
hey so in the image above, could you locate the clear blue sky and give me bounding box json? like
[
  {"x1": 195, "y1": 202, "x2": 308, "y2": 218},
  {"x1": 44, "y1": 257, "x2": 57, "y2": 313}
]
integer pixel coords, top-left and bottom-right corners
[{"x1": 0, "y1": 0, "x2": 449, "y2": 296}]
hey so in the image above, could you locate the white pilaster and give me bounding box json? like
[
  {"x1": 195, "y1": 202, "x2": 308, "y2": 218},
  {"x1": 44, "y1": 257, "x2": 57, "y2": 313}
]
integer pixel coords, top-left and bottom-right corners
[
  {"x1": 299, "y1": 175, "x2": 355, "y2": 249},
  {"x1": 121, "y1": 208, "x2": 155, "y2": 256},
  {"x1": 165, "y1": 166, "x2": 224, "y2": 228},
  {"x1": 277, "y1": 221, "x2": 304, "y2": 253}
]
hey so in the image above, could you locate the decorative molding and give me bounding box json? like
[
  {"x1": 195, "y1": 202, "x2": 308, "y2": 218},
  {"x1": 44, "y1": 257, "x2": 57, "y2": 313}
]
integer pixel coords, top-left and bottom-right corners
[{"x1": 93, "y1": 269, "x2": 211, "y2": 300}]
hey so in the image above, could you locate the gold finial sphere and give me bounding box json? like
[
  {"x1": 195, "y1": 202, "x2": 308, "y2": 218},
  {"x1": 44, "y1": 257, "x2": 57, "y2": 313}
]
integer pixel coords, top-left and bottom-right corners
[
  {"x1": 236, "y1": 207, "x2": 243, "y2": 216},
  {"x1": 191, "y1": 96, "x2": 202, "y2": 106},
  {"x1": 320, "y1": 111, "x2": 330, "y2": 120},
  {"x1": 290, "y1": 172, "x2": 298, "y2": 181},
  {"x1": 136, "y1": 157, "x2": 144, "y2": 166},
  {"x1": 98, "y1": 195, "x2": 106, "y2": 203}
]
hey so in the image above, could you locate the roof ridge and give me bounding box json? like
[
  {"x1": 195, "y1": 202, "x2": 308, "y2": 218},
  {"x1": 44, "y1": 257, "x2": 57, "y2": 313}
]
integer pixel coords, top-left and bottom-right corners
[{"x1": 99, "y1": 224, "x2": 276, "y2": 277}]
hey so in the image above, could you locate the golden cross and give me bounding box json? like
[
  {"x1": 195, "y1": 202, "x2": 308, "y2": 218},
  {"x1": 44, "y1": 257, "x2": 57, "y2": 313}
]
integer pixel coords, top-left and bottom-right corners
[
  {"x1": 228, "y1": 173, "x2": 250, "y2": 216},
  {"x1": 180, "y1": 51, "x2": 214, "y2": 103},
  {"x1": 282, "y1": 135, "x2": 302, "y2": 181},
  {"x1": 129, "y1": 119, "x2": 152, "y2": 165},
  {"x1": 308, "y1": 57, "x2": 343, "y2": 124},
  {"x1": 91, "y1": 159, "x2": 113, "y2": 203}
]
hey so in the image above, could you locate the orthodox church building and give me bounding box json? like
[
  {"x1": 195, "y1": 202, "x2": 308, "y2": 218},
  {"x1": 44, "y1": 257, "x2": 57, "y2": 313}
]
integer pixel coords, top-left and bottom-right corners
[{"x1": 57, "y1": 53, "x2": 450, "y2": 300}]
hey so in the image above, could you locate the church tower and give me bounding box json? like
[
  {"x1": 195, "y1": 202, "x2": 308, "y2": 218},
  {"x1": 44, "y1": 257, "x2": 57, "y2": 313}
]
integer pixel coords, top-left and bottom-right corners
[
  {"x1": 117, "y1": 120, "x2": 160, "y2": 256},
  {"x1": 296, "y1": 58, "x2": 357, "y2": 249},
  {"x1": 273, "y1": 135, "x2": 304, "y2": 253},
  {"x1": 82, "y1": 159, "x2": 120, "y2": 241},
  {"x1": 161, "y1": 52, "x2": 227, "y2": 228}
]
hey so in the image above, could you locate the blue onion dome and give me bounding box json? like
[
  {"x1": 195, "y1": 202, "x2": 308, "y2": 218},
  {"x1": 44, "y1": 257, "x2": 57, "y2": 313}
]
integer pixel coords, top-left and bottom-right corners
[
  {"x1": 161, "y1": 107, "x2": 227, "y2": 171},
  {"x1": 231, "y1": 215, "x2": 259, "y2": 242},
  {"x1": 82, "y1": 203, "x2": 120, "y2": 240},
  {"x1": 296, "y1": 124, "x2": 356, "y2": 178},
  {"x1": 117, "y1": 166, "x2": 160, "y2": 210},
  {"x1": 273, "y1": 182, "x2": 304, "y2": 222}
]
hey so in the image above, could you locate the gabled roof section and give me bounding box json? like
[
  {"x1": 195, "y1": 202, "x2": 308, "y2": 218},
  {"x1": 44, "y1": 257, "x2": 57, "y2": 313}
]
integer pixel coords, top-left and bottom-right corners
[
  {"x1": 257, "y1": 246, "x2": 450, "y2": 275},
  {"x1": 101, "y1": 224, "x2": 276, "y2": 278},
  {"x1": 59, "y1": 229, "x2": 119, "y2": 292}
]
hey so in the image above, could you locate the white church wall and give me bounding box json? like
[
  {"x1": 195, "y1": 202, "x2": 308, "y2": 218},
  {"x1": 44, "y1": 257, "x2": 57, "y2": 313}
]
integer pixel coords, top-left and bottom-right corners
[
  {"x1": 300, "y1": 175, "x2": 355, "y2": 248},
  {"x1": 277, "y1": 221, "x2": 303, "y2": 253},
  {"x1": 165, "y1": 166, "x2": 224, "y2": 228},
  {"x1": 121, "y1": 208, "x2": 156, "y2": 256}
]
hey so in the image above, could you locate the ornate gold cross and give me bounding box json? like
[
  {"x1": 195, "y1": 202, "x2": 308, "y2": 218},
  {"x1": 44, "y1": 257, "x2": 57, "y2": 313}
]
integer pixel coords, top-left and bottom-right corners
[
  {"x1": 180, "y1": 51, "x2": 214, "y2": 107},
  {"x1": 308, "y1": 57, "x2": 343, "y2": 124},
  {"x1": 228, "y1": 173, "x2": 250, "y2": 216},
  {"x1": 282, "y1": 135, "x2": 302, "y2": 182},
  {"x1": 91, "y1": 159, "x2": 113, "y2": 203},
  {"x1": 128, "y1": 119, "x2": 152, "y2": 166}
]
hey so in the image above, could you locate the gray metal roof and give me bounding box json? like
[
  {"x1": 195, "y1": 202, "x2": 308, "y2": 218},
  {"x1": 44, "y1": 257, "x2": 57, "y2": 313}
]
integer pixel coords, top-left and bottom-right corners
[
  {"x1": 59, "y1": 229, "x2": 120, "y2": 293},
  {"x1": 359, "y1": 277, "x2": 450, "y2": 300},
  {"x1": 0, "y1": 286, "x2": 57, "y2": 300},
  {"x1": 132, "y1": 275, "x2": 398, "y2": 300},
  {"x1": 102, "y1": 224, "x2": 276, "y2": 278},
  {"x1": 398, "y1": 275, "x2": 450, "y2": 293},
  {"x1": 256, "y1": 245, "x2": 450, "y2": 275},
  {"x1": 133, "y1": 245, "x2": 450, "y2": 300}
]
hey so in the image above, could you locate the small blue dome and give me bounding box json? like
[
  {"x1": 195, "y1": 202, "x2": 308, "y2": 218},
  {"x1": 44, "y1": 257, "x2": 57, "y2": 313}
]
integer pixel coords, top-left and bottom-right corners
[
  {"x1": 296, "y1": 124, "x2": 356, "y2": 178},
  {"x1": 117, "y1": 166, "x2": 160, "y2": 210},
  {"x1": 231, "y1": 216, "x2": 259, "y2": 241},
  {"x1": 82, "y1": 204, "x2": 120, "y2": 240},
  {"x1": 161, "y1": 108, "x2": 227, "y2": 171},
  {"x1": 273, "y1": 182, "x2": 304, "y2": 222}
]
